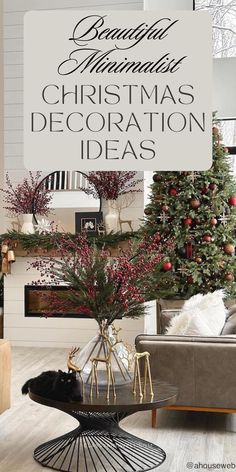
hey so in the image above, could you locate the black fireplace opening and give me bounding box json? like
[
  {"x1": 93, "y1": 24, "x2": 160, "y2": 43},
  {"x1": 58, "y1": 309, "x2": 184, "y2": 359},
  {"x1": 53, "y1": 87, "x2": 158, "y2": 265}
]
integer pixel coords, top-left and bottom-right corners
[{"x1": 24, "y1": 285, "x2": 91, "y2": 318}]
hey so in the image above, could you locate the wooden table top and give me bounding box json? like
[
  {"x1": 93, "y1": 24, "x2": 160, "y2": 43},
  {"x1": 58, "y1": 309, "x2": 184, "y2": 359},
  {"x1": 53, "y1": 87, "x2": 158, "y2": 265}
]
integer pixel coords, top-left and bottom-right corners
[{"x1": 29, "y1": 380, "x2": 177, "y2": 414}]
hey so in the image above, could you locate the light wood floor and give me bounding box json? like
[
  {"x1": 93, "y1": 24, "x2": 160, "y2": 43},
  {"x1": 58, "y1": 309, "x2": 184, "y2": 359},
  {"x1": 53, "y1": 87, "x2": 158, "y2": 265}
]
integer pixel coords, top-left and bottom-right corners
[{"x1": 0, "y1": 347, "x2": 236, "y2": 472}]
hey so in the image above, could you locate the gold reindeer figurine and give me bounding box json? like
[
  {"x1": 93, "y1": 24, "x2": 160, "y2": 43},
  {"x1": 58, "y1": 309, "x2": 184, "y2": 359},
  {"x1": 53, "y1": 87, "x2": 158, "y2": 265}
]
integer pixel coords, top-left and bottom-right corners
[
  {"x1": 133, "y1": 352, "x2": 154, "y2": 399},
  {"x1": 90, "y1": 329, "x2": 121, "y2": 401},
  {"x1": 67, "y1": 347, "x2": 84, "y2": 389},
  {"x1": 90, "y1": 350, "x2": 116, "y2": 401}
]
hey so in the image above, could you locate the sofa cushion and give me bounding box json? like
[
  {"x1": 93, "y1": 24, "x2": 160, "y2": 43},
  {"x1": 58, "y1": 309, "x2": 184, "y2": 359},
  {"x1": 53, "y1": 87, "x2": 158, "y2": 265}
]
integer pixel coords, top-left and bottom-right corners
[
  {"x1": 221, "y1": 305, "x2": 236, "y2": 335},
  {"x1": 165, "y1": 290, "x2": 227, "y2": 336}
]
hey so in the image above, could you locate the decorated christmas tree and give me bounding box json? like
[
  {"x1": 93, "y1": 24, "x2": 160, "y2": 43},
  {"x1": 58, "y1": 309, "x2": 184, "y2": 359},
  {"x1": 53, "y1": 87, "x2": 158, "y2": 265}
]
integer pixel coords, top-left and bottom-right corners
[{"x1": 143, "y1": 126, "x2": 236, "y2": 298}]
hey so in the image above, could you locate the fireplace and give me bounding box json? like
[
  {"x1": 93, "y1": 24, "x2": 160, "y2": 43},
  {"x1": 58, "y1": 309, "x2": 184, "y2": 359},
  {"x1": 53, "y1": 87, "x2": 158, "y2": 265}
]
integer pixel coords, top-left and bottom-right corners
[
  {"x1": 3, "y1": 262, "x2": 144, "y2": 347},
  {"x1": 24, "y1": 285, "x2": 90, "y2": 318}
]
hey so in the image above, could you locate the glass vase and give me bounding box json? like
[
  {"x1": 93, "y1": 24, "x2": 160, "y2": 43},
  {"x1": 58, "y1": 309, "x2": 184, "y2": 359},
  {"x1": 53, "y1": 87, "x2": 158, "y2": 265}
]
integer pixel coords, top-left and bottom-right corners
[{"x1": 73, "y1": 326, "x2": 134, "y2": 390}]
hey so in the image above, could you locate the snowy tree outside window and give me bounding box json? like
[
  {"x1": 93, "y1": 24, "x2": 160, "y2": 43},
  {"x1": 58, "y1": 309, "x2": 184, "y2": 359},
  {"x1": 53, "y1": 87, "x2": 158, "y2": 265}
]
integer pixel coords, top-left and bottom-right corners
[{"x1": 195, "y1": 0, "x2": 236, "y2": 57}]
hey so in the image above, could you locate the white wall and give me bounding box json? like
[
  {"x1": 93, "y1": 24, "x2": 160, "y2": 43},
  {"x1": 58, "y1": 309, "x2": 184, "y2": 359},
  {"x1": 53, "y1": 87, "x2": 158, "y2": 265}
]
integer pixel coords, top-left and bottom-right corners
[
  {"x1": 4, "y1": 0, "x2": 143, "y2": 185},
  {"x1": 3, "y1": 0, "x2": 147, "y2": 346}
]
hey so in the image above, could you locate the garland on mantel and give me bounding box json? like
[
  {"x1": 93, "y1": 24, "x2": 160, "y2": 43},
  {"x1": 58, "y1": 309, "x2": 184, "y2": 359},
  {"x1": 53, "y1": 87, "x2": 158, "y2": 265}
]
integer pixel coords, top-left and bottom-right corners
[{"x1": 0, "y1": 230, "x2": 139, "y2": 252}]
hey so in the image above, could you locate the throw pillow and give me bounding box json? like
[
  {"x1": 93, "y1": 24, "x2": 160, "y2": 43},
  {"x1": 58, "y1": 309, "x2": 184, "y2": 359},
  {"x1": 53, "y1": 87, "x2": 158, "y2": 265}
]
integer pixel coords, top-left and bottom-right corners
[{"x1": 165, "y1": 289, "x2": 226, "y2": 336}]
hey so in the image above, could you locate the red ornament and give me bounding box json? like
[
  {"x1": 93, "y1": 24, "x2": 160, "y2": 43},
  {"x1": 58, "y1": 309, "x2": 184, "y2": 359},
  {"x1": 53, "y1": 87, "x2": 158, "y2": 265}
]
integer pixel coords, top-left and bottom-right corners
[
  {"x1": 187, "y1": 276, "x2": 194, "y2": 284},
  {"x1": 183, "y1": 218, "x2": 193, "y2": 226},
  {"x1": 209, "y1": 183, "x2": 217, "y2": 191},
  {"x1": 224, "y1": 244, "x2": 235, "y2": 255},
  {"x1": 155, "y1": 233, "x2": 161, "y2": 242},
  {"x1": 203, "y1": 235, "x2": 212, "y2": 242},
  {"x1": 201, "y1": 186, "x2": 209, "y2": 194},
  {"x1": 228, "y1": 196, "x2": 236, "y2": 206},
  {"x1": 225, "y1": 272, "x2": 234, "y2": 282},
  {"x1": 162, "y1": 261, "x2": 172, "y2": 271},
  {"x1": 169, "y1": 188, "x2": 178, "y2": 196},
  {"x1": 210, "y1": 217, "x2": 218, "y2": 226},
  {"x1": 190, "y1": 198, "x2": 201, "y2": 209}
]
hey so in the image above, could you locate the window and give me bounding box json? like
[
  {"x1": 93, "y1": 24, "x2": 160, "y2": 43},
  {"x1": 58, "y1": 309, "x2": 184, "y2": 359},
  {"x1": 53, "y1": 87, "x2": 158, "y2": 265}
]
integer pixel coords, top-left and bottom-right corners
[
  {"x1": 195, "y1": 1, "x2": 236, "y2": 57},
  {"x1": 219, "y1": 119, "x2": 236, "y2": 174}
]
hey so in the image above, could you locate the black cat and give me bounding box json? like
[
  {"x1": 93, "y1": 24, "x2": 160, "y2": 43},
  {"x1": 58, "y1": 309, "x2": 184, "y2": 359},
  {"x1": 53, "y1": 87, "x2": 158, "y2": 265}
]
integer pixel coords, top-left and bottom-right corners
[{"x1": 22, "y1": 370, "x2": 83, "y2": 402}]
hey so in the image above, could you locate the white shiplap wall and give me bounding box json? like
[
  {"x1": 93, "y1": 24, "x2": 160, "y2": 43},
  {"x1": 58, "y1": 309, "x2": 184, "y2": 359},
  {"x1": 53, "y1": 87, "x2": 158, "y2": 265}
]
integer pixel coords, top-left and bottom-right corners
[
  {"x1": 4, "y1": 0, "x2": 143, "y2": 181},
  {"x1": 3, "y1": 0, "x2": 149, "y2": 347}
]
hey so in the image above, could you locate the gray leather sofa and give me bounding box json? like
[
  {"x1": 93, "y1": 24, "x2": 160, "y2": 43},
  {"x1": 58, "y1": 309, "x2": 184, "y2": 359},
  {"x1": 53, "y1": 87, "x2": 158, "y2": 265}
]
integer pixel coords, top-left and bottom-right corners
[{"x1": 135, "y1": 303, "x2": 236, "y2": 426}]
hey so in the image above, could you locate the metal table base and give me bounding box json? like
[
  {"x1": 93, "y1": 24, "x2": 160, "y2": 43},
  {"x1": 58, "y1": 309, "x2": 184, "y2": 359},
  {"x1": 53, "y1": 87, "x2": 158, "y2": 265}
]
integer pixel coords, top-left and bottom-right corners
[{"x1": 34, "y1": 411, "x2": 166, "y2": 472}]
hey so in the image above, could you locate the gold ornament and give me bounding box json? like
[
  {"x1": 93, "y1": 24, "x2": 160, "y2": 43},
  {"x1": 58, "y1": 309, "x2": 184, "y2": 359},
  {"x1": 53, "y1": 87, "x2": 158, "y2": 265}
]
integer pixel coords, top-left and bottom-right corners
[
  {"x1": 195, "y1": 257, "x2": 202, "y2": 264},
  {"x1": 1, "y1": 244, "x2": 9, "y2": 254},
  {"x1": 1, "y1": 257, "x2": 10, "y2": 274},
  {"x1": 225, "y1": 272, "x2": 234, "y2": 282},
  {"x1": 1, "y1": 243, "x2": 15, "y2": 274},
  {"x1": 7, "y1": 250, "x2": 15, "y2": 263},
  {"x1": 210, "y1": 217, "x2": 217, "y2": 226},
  {"x1": 190, "y1": 198, "x2": 200, "y2": 209},
  {"x1": 224, "y1": 244, "x2": 235, "y2": 255}
]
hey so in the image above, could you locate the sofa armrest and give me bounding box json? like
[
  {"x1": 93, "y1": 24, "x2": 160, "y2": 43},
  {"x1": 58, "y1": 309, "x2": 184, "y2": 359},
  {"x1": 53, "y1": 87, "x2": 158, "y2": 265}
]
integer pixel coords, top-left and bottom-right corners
[{"x1": 135, "y1": 334, "x2": 236, "y2": 409}]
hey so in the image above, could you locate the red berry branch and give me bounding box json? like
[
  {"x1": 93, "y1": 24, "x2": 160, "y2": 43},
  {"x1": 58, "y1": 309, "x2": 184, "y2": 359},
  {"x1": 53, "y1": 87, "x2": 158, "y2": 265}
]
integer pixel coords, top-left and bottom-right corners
[
  {"x1": 29, "y1": 233, "x2": 173, "y2": 329},
  {"x1": 0, "y1": 172, "x2": 53, "y2": 216},
  {"x1": 79, "y1": 171, "x2": 142, "y2": 200}
]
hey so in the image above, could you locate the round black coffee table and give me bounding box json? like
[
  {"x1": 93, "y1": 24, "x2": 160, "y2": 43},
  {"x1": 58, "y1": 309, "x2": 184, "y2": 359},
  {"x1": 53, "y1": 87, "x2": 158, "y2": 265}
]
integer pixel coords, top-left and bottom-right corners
[{"x1": 29, "y1": 380, "x2": 177, "y2": 472}]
